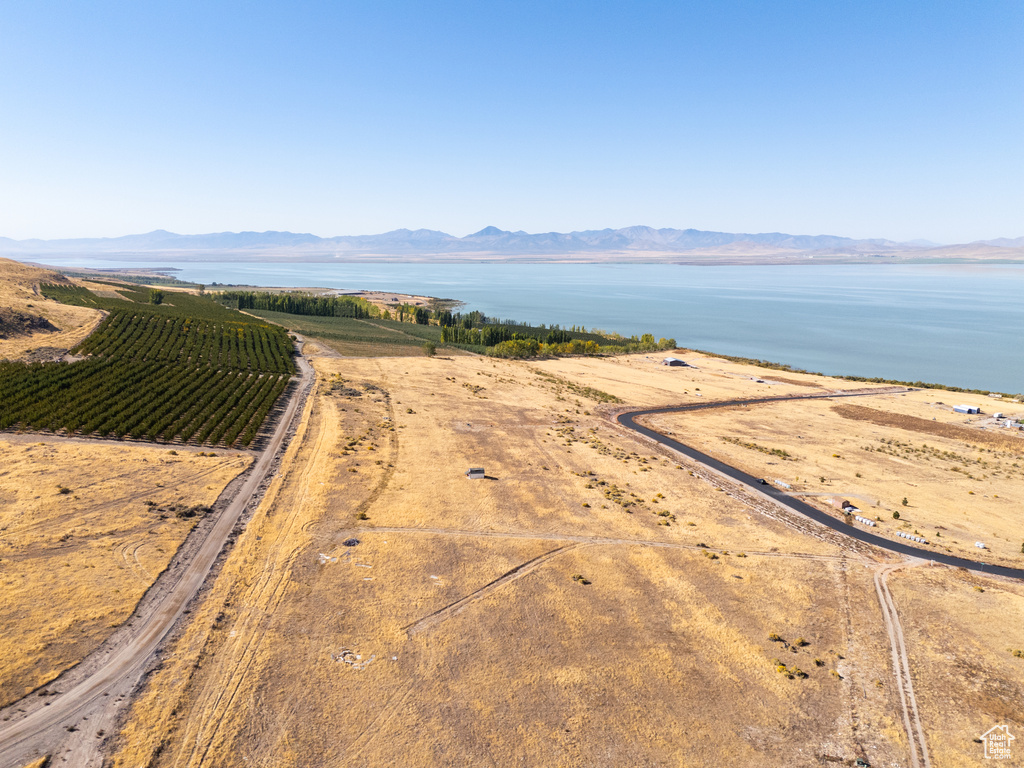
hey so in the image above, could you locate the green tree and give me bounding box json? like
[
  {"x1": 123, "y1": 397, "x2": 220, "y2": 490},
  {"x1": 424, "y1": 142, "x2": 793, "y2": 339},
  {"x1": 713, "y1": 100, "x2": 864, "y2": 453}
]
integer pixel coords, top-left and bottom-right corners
[
  {"x1": 422, "y1": 341, "x2": 436, "y2": 357},
  {"x1": 149, "y1": 289, "x2": 165, "y2": 305},
  {"x1": 893, "y1": 511, "x2": 900, "y2": 520},
  {"x1": 901, "y1": 497, "x2": 909, "y2": 507}
]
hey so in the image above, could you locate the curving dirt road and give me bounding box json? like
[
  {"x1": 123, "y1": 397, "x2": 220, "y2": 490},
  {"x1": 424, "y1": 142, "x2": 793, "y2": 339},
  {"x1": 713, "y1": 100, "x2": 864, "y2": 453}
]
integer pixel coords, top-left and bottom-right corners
[{"x1": 0, "y1": 353, "x2": 314, "y2": 768}]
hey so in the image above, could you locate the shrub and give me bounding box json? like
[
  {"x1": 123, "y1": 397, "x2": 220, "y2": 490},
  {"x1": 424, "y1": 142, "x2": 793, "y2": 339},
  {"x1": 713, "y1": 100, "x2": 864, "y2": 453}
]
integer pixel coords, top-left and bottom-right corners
[
  {"x1": 892, "y1": 511, "x2": 900, "y2": 520},
  {"x1": 57, "y1": 486, "x2": 72, "y2": 495},
  {"x1": 422, "y1": 341, "x2": 436, "y2": 357},
  {"x1": 571, "y1": 574, "x2": 591, "y2": 585}
]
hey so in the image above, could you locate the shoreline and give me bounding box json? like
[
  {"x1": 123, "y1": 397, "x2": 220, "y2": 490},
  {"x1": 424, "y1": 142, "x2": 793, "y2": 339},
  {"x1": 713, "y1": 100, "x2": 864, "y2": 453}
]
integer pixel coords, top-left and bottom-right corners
[{"x1": 20, "y1": 260, "x2": 1023, "y2": 398}]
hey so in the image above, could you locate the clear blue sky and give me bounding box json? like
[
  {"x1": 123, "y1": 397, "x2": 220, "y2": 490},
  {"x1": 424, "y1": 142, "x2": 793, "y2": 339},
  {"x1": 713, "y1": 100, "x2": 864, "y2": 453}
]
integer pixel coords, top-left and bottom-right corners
[{"x1": 1, "y1": 0, "x2": 1021, "y2": 242}]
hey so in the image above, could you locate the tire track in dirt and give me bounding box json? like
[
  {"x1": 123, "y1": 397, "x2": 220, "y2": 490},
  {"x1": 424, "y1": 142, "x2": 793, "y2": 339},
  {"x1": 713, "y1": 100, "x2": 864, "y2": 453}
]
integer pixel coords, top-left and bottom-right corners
[
  {"x1": 342, "y1": 678, "x2": 417, "y2": 764},
  {"x1": 347, "y1": 362, "x2": 398, "y2": 526},
  {"x1": 403, "y1": 543, "x2": 580, "y2": 636},
  {"x1": 874, "y1": 563, "x2": 931, "y2": 768},
  {"x1": 117, "y1": 540, "x2": 151, "y2": 584}
]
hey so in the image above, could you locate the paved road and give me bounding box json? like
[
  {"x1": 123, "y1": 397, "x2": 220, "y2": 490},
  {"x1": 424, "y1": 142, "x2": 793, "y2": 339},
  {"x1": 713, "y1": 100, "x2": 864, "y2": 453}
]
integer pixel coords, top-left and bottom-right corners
[
  {"x1": 617, "y1": 391, "x2": 1024, "y2": 582},
  {"x1": 0, "y1": 354, "x2": 314, "y2": 767}
]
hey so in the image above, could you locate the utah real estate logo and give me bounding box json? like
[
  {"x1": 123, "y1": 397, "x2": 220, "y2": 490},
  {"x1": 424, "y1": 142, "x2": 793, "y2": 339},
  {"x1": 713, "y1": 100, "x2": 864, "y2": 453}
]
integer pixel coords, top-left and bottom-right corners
[{"x1": 980, "y1": 725, "x2": 1015, "y2": 760}]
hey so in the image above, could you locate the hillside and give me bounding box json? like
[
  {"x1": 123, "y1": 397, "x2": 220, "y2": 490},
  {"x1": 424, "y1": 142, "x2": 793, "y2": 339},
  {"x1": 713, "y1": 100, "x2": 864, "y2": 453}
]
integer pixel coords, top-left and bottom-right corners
[{"x1": 0, "y1": 257, "x2": 103, "y2": 360}]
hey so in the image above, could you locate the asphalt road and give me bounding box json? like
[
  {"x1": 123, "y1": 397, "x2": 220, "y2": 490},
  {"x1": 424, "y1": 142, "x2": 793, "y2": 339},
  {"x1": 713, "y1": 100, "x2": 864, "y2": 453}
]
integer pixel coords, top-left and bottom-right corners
[
  {"x1": 617, "y1": 391, "x2": 1024, "y2": 582},
  {"x1": 0, "y1": 353, "x2": 313, "y2": 767}
]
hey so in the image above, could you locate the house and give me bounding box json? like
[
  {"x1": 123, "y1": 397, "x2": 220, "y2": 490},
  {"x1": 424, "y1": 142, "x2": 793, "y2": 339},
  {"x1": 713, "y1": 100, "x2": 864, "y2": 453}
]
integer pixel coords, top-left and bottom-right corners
[
  {"x1": 661, "y1": 357, "x2": 687, "y2": 367},
  {"x1": 465, "y1": 467, "x2": 486, "y2": 480}
]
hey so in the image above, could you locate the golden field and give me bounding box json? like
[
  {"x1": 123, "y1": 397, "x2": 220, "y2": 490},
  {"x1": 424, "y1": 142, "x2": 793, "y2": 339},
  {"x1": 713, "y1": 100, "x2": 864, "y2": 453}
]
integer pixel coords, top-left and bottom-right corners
[
  {"x1": 0, "y1": 257, "x2": 103, "y2": 360},
  {"x1": 106, "y1": 352, "x2": 1024, "y2": 767},
  {"x1": 0, "y1": 438, "x2": 251, "y2": 706}
]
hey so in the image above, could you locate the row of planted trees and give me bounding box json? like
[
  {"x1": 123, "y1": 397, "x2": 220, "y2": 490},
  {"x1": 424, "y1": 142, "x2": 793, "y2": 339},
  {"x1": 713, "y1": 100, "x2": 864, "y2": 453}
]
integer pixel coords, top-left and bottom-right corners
[
  {"x1": 218, "y1": 288, "x2": 678, "y2": 360},
  {"x1": 487, "y1": 334, "x2": 677, "y2": 359}
]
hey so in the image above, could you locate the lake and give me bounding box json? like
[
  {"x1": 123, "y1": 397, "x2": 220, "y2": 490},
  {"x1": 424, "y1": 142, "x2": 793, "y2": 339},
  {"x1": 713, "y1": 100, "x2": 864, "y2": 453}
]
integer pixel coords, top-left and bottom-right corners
[{"x1": 32, "y1": 259, "x2": 1024, "y2": 394}]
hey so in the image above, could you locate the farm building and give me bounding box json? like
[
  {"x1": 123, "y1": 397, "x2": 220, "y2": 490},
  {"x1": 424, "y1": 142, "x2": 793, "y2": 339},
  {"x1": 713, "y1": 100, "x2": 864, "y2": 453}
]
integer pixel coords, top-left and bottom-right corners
[
  {"x1": 465, "y1": 467, "x2": 486, "y2": 480},
  {"x1": 661, "y1": 357, "x2": 687, "y2": 367},
  {"x1": 953, "y1": 405, "x2": 980, "y2": 414}
]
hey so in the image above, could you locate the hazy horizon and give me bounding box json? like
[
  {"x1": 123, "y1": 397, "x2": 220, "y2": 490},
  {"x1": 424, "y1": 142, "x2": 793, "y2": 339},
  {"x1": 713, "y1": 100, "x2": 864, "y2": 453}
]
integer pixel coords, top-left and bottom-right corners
[{"x1": 4, "y1": 224, "x2": 1024, "y2": 249}]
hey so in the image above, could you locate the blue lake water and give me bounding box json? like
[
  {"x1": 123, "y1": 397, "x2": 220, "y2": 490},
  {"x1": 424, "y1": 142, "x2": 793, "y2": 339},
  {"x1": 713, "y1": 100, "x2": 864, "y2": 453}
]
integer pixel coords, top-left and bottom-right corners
[{"x1": 32, "y1": 259, "x2": 1024, "y2": 394}]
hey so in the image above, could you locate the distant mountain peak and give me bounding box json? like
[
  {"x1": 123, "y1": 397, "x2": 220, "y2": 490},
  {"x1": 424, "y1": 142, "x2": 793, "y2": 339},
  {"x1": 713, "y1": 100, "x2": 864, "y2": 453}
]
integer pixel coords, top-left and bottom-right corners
[{"x1": 470, "y1": 226, "x2": 508, "y2": 237}]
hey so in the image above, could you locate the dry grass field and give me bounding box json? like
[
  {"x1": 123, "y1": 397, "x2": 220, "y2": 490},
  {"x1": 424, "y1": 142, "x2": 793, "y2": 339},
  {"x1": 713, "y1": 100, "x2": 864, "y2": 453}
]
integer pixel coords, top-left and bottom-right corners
[
  {"x1": 103, "y1": 351, "x2": 1024, "y2": 767},
  {"x1": 0, "y1": 438, "x2": 251, "y2": 707},
  {"x1": 0, "y1": 258, "x2": 103, "y2": 360}
]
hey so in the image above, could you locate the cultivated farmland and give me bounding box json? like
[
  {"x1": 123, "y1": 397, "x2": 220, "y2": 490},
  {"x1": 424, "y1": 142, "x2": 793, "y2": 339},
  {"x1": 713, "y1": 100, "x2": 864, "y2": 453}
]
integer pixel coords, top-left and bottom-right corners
[{"x1": 0, "y1": 283, "x2": 296, "y2": 447}]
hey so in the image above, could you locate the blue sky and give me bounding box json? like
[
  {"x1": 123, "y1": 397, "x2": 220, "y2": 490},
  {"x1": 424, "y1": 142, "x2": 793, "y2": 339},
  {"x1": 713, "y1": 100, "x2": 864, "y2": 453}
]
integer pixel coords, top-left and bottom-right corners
[{"x1": 1, "y1": 0, "x2": 1021, "y2": 242}]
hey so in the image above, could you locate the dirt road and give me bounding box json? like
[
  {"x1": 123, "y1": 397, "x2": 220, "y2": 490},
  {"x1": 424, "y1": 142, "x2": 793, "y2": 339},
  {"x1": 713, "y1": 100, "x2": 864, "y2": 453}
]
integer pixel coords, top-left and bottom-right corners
[
  {"x1": 874, "y1": 563, "x2": 932, "y2": 768},
  {"x1": 0, "y1": 354, "x2": 313, "y2": 768}
]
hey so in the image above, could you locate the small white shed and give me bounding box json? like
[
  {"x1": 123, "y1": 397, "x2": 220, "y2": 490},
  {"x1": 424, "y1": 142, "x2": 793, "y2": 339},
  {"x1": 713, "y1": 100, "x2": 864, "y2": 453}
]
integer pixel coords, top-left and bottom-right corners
[{"x1": 954, "y1": 405, "x2": 980, "y2": 414}]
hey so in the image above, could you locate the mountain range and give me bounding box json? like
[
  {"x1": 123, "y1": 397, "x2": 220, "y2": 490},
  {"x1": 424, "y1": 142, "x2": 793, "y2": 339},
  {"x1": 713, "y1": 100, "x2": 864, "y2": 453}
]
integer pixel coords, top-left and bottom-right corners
[{"x1": 1, "y1": 227, "x2": 1021, "y2": 263}]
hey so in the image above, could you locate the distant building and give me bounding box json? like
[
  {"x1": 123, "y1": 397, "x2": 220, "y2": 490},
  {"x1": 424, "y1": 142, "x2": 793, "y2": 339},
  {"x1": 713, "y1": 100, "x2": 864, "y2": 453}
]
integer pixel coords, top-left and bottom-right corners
[
  {"x1": 662, "y1": 357, "x2": 687, "y2": 367},
  {"x1": 954, "y1": 405, "x2": 980, "y2": 414},
  {"x1": 465, "y1": 467, "x2": 486, "y2": 480}
]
